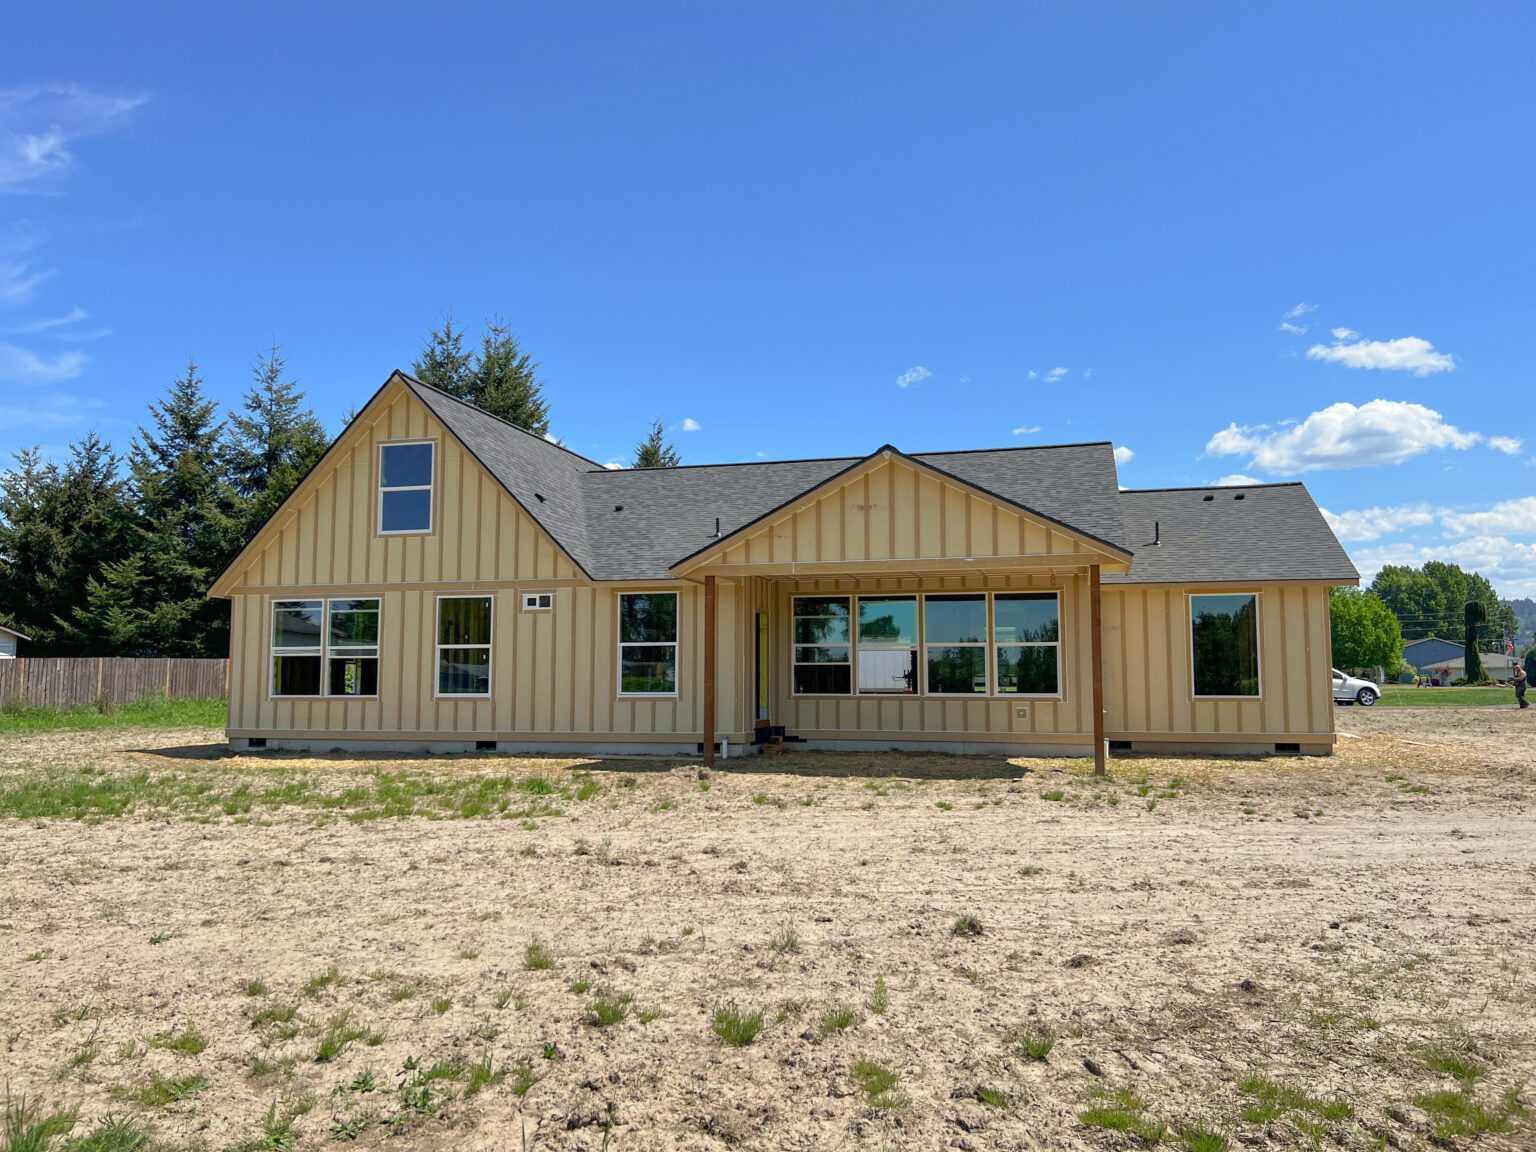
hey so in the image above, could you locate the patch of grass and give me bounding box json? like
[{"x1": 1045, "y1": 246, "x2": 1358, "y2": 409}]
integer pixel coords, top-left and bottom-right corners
[
  {"x1": 314, "y1": 1010, "x2": 377, "y2": 1062},
  {"x1": 770, "y1": 927, "x2": 800, "y2": 955},
  {"x1": 567, "y1": 978, "x2": 592, "y2": 995},
  {"x1": 0, "y1": 695, "x2": 226, "y2": 736},
  {"x1": 1039, "y1": 790, "x2": 1066, "y2": 802},
  {"x1": 302, "y1": 965, "x2": 342, "y2": 997},
  {"x1": 935, "y1": 801, "x2": 954, "y2": 811},
  {"x1": 463, "y1": 1051, "x2": 507, "y2": 1097},
  {"x1": 1, "y1": 1093, "x2": 78, "y2": 1150},
  {"x1": 584, "y1": 994, "x2": 633, "y2": 1028},
  {"x1": 242, "y1": 979, "x2": 270, "y2": 997},
  {"x1": 868, "y1": 975, "x2": 890, "y2": 1015},
  {"x1": 1079, "y1": 1087, "x2": 1165, "y2": 1141},
  {"x1": 147, "y1": 1027, "x2": 207, "y2": 1056},
  {"x1": 510, "y1": 1060, "x2": 542, "y2": 1097},
  {"x1": 1179, "y1": 1124, "x2": 1230, "y2": 1152},
  {"x1": 1412, "y1": 1086, "x2": 1526, "y2": 1138},
  {"x1": 649, "y1": 798, "x2": 677, "y2": 813},
  {"x1": 975, "y1": 1085, "x2": 1009, "y2": 1108},
  {"x1": 818, "y1": 1006, "x2": 860, "y2": 1035},
  {"x1": 60, "y1": 1114, "x2": 153, "y2": 1151},
  {"x1": 388, "y1": 984, "x2": 418, "y2": 1002},
  {"x1": 1422, "y1": 1046, "x2": 1485, "y2": 1083},
  {"x1": 635, "y1": 1006, "x2": 670, "y2": 1024},
  {"x1": 493, "y1": 988, "x2": 513, "y2": 1009},
  {"x1": 1012, "y1": 1026, "x2": 1054, "y2": 1061},
  {"x1": 137, "y1": 1071, "x2": 209, "y2": 1106},
  {"x1": 524, "y1": 940, "x2": 557, "y2": 970},
  {"x1": 431, "y1": 997, "x2": 452, "y2": 1014},
  {"x1": 249, "y1": 1002, "x2": 298, "y2": 1029},
  {"x1": 851, "y1": 1059, "x2": 907, "y2": 1109},
  {"x1": 712, "y1": 1004, "x2": 765, "y2": 1046},
  {"x1": 459, "y1": 948, "x2": 479, "y2": 960},
  {"x1": 951, "y1": 914, "x2": 983, "y2": 937},
  {"x1": 1237, "y1": 1076, "x2": 1353, "y2": 1124}
]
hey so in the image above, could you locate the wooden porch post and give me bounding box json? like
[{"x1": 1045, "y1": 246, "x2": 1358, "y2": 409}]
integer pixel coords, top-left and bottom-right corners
[
  {"x1": 1090, "y1": 563, "x2": 1106, "y2": 776},
  {"x1": 703, "y1": 574, "x2": 717, "y2": 767}
]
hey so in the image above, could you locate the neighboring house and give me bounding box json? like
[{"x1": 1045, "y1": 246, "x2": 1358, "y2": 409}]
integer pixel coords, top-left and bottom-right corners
[
  {"x1": 1403, "y1": 636, "x2": 1465, "y2": 675},
  {"x1": 0, "y1": 624, "x2": 26, "y2": 659},
  {"x1": 1427, "y1": 652, "x2": 1518, "y2": 683},
  {"x1": 208, "y1": 372, "x2": 1359, "y2": 763}
]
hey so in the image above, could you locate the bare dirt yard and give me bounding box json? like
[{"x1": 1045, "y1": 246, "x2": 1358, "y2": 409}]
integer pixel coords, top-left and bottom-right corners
[{"x1": 2, "y1": 707, "x2": 1533, "y2": 1151}]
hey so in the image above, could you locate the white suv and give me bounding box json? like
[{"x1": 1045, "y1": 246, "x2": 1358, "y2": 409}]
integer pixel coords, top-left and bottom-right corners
[{"x1": 1332, "y1": 668, "x2": 1379, "y2": 706}]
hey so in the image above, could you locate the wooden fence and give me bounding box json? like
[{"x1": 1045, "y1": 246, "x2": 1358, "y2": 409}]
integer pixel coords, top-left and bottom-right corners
[{"x1": 0, "y1": 658, "x2": 228, "y2": 710}]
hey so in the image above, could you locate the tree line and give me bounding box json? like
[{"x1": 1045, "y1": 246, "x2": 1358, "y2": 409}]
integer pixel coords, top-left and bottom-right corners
[{"x1": 0, "y1": 318, "x2": 686, "y2": 658}]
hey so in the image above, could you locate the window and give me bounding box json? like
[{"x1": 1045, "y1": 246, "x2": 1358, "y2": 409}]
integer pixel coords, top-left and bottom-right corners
[
  {"x1": 1191, "y1": 593, "x2": 1259, "y2": 697},
  {"x1": 792, "y1": 596, "x2": 851, "y2": 695},
  {"x1": 857, "y1": 595, "x2": 917, "y2": 694},
  {"x1": 437, "y1": 595, "x2": 493, "y2": 696},
  {"x1": 378, "y1": 441, "x2": 434, "y2": 534},
  {"x1": 994, "y1": 592, "x2": 1060, "y2": 695},
  {"x1": 618, "y1": 592, "x2": 677, "y2": 695},
  {"x1": 327, "y1": 599, "x2": 379, "y2": 696},
  {"x1": 925, "y1": 594, "x2": 988, "y2": 694},
  {"x1": 271, "y1": 598, "x2": 380, "y2": 697},
  {"x1": 521, "y1": 592, "x2": 553, "y2": 612}
]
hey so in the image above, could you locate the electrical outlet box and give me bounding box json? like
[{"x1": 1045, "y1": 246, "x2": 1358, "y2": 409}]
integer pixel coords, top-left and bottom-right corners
[{"x1": 1014, "y1": 705, "x2": 1029, "y2": 719}]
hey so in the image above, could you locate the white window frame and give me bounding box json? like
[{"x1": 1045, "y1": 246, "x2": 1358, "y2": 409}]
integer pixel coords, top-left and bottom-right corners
[
  {"x1": 617, "y1": 590, "x2": 680, "y2": 698},
  {"x1": 855, "y1": 594, "x2": 920, "y2": 696},
  {"x1": 992, "y1": 590, "x2": 1064, "y2": 700},
  {"x1": 921, "y1": 593, "x2": 991, "y2": 697},
  {"x1": 521, "y1": 592, "x2": 554, "y2": 613},
  {"x1": 269, "y1": 597, "x2": 382, "y2": 699},
  {"x1": 790, "y1": 594, "x2": 853, "y2": 697},
  {"x1": 1188, "y1": 590, "x2": 1263, "y2": 701},
  {"x1": 377, "y1": 439, "x2": 436, "y2": 536},
  {"x1": 435, "y1": 593, "x2": 494, "y2": 699}
]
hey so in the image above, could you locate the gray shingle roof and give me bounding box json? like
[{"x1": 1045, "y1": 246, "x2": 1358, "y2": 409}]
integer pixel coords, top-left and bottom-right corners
[
  {"x1": 1107, "y1": 484, "x2": 1359, "y2": 585},
  {"x1": 397, "y1": 374, "x2": 1354, "y2": 585}
]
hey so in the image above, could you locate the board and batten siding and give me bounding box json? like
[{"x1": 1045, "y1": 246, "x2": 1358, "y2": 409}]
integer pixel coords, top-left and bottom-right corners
[{"x1": 1100, "y1": 583, "x2": 1334, "y2": 742}]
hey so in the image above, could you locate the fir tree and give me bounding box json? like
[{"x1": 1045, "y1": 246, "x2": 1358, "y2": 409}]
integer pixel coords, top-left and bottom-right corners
[
  {"x1": 228, "y1": 344, "x2": 329, "y2": 532},
  {"x1": 633, "y1": 418, "x2": 681, "y2": 467},
  {"x1": 412, "y1": 314, "x2": 476, "y2": 397},
  {"x1": 468, "y1": 316, "x2": 552, "y2": 435}
]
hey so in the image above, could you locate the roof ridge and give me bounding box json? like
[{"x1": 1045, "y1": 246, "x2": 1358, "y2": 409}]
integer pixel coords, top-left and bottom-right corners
[
  {"x1": 393, "y1": 370, "x2": 605, "y2": 469},
  {"x1": 1122, "y1": 482, "x2": 1304, "y2": 493},
  {"x1": 585, "y1": 440, "x2": 1115, "y2": 475}
]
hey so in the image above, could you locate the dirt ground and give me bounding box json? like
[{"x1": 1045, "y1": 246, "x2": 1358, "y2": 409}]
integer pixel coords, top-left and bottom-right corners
[{"x1": 2, "y1": 708, "x2": 1534, "y2": 1151}]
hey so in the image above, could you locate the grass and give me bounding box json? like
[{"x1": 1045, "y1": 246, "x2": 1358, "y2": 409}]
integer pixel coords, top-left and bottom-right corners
[
  {"x1": 770, "y1": 927, "x2": 800, "y2": 955},
  {"x1": 136, "y1": 1071, "x2": 209, "y2": 1106},
  {"x1": 868, "y1": 975, "x2": 890, "y2": 1015},
  {"x1": 146, "y1": 1027, "x2": 207, "y2": 1056},
  {"x1": 1079, "y1": 1087, "x2": 1166, "y2": 1141},
  {"x1": 0, "y1": 695, "x2": 226, "y2": 736},
  {"x1": 1376, "y1": 684, "x2": 1517, "y2": 707},
  {"x1": 584, "y1": 994, "x2": 633, "y2": 1027},
  {"x1": 975, "y1": 1085, "x2": 1009, "y2": 1108},
  {"x1": 817, "y1": 1006, "x2": 860, "y2": 1035},
  {"x1": 951, "y1": 914, "x2": 983, "y2": 937},
  {"x1": 1, "y1": 1094, "x2": 78, "y2": 1151},
  {"x1": 1012, "y1": 1026, "x2": 1054, "y2": 1061},
  {"x1": 463, "y1": 1051, "x2": 507, "y2": 1097},
  {"x1": 242, "y1": 979, "x2": 270, "y2": 997},
  {"x1": 712, "y1": 1004, "x2": 765, "y2": 1046},
  {"x1": 1237, "y1": 1076, "x2": 1353, "y2": 1124},
  {"x1": 313, "y1": 1010, "x2": 380, "y2": 1062},
  {"x1": 510, "y1": 1060, "x2": 542, "y2": 1097},
  {"x1": 301, "y1": 965, "x2": 342, "y2": 996},
  {"x1": 851, "y1": 1059, "x2": 907, "y2": 1109},
  {"x1": 1412, "y1": 1086, "x2": 1526, "y2": 1138},
  {"x1": 524, "y1": 940, "x2": 557, "y2": 970},
  {"x1": 1179, "y1": 1125, "x2": 1230, "y2": 1152}
]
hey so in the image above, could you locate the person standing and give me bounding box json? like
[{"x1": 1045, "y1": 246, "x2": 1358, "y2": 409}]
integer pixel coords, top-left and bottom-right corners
[{"x1": 1514, "y1": 662, "x2": 1529, "y2": 709}]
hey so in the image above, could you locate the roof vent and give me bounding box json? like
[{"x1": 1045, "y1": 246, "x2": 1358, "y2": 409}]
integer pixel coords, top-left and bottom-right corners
[
  {"x1": 1202, "y1": 494, "x2": 1214, "y2": 502},
  {"x1": 1151, "y1": 520, "x2": 1161, "y2": 546},
  {"x1": 1233, "y1": 493, "x2": 1245, "y2": 501},
  {"x1": 534, "y1": 493, "x2": 545, "y2": 502},
  {"x1": 614, "y1": 504, "x2": 624, "y2": 513}
]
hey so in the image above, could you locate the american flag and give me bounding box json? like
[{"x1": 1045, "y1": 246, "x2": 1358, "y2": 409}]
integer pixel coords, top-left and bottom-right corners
[{"x1": 1507, "y1": 637, "x2": 1516, "y2": 655}]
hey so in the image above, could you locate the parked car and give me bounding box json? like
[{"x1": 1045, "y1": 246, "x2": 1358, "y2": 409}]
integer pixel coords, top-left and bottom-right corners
[{"x1": 1331, "y1": 668, "x2": 1379, "y2": 706}]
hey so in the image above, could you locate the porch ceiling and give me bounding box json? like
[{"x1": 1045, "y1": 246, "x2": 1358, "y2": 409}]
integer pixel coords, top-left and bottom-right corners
[{"x1": 673, "y1": 552, "x2": 1130, "y2": 582}]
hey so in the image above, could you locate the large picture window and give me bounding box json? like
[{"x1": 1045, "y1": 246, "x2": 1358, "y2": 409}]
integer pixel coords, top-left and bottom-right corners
[
  {"x1": 792, "y1": 596, "x2": 851, "y2": 695},
  {"x1": 618, "y1": 592, "x2": 678, "y2": 695},
  {"x1": 1191, "y1": 593, "x2": 1260, "y2": 697},
  {"x1": 857, "y1": 596, "x2": 918, "y2": 694},
  {"x1": 437, "y1": 595, "x2": 493, "y2": 697},
  {"x1": 378, "y1": 441, "x2": 434, "y2": 534},
  {"x1": 994, "y1": 592, "x2": 1060, "y2": 695},
  {"x1": 924, "y1": 594, "x2": 988, "y2": 694},
  {"x1": 271, "y1": 598, "x2": 381, "y2": 697}
]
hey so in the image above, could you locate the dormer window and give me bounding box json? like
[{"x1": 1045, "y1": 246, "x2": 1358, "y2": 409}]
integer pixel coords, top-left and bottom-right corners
[{"x1": 378, "y1": 441, "x2": 434, "y2": 534}]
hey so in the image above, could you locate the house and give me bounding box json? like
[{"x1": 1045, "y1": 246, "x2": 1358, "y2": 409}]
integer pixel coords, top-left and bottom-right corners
[
  {"x1": 0, "y1": 624, "x2": 26, "y2": 659},
  {"x1": 1425, "y1": 651, "x2": 1518, "y2": 683},
  {"x1": 208, "y1": 371, "x2": 1359, "y2": 765},
  {"x1": 1403, "y1": 636, "x2": 1466, "y2": 675}
]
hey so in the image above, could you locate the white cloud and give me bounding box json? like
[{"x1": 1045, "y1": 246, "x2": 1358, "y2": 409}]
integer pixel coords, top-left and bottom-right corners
[
  {"x1": 680, "y1": 417, "x2": 701, "y2": 432},
  {"x1": 1351, "y1": 536, "x2": 1536, "y2": 598},
  {"x1": 0, "y1": 84, "x2": 148, "y2": 188},
  {"x1": 1487, "y1": 435, "x2": 1523, "y2": 456},
  {"x1": 895, "y1": 366, "x2": 930, "y2": 389},
  {"x1": 1026, "y1": 370, "x2": 1037, "y2": 380},
  {"x1": 1113, "y1": 445, "x2": 1134, "y2": 465},
  {"x1": 1283, "y1": 303, "x2": 1317, "y2": 319},
  {"x1": 0, "y1": 389, "x2": 100, "y2": 431},
  {"x1": 1319, "y1": 503, "x2": 1440, "y2": 543},
  {"x1": 1278, "y1": 322, "x2": 1307, "y2": 335},
  {"x1": 1215, "y1": 474, "x2": 1262, "y2": 486},
  {"x1": 1011, "y1": 425, "x2": 1041, "y2": 436},
  {"x1": 1441, "y1": 497, "x2": 1536, "y2": 538},
  {"x1": 7, "y1": 305, "x2": 86, "y2": 332},
  {"x1": 603, "y1": 459, "x2": 624, "y2": 471},
  {"x1": 1082, "y1": 368, "x2": 1092, "y2": 379},
  {"x1": 1045, "y1": 366, "x2": 1068, "y2": 383},
  {"x1": 0, "y1": 341, "x2": 86, "y2": 385},
  {"x1": 1306, "y1": 330, "x2": 1454, "y2": 376},
  {"x1": 1205, "y1": 400, "x2": 1480, "y2": 474}
]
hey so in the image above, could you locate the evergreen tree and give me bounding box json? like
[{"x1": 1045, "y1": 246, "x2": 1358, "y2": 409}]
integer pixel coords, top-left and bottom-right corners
[
  {"x1": 0, "y1": 434, "x2": 136, "y2": 654},
  {"x1": 1463, "y1": 601, "x2": 1487, "y2": 682},
  {"x1": 412, "y1": 314, "x2": 475, "y2": 397},
  {"x1": 228, "y1": 344, "x2": 329, "y2": 533},
  {"x1": 469, "y1": 317, "x2": 552, "y2": 434},
  {"x1": 633, "y1": 418, "x2": 681, "y2": 468}
]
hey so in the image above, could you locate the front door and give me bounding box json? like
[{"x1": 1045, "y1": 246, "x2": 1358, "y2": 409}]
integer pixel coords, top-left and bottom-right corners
[{"x1": 754, "y1": 611, "x2": 770, "y2": 726}]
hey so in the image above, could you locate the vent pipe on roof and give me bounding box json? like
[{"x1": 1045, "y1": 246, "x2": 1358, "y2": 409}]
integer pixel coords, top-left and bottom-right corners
[
  {"x1": 709, "y1": 516, "x2": 721, "y2": 538},
  {"x1": 1153, "y1": 520, "x2": 1160, "y2": 546}
]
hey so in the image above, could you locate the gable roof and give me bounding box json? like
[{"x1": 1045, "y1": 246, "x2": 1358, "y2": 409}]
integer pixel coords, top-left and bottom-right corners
[
  {"x1": 0, "y1": 623, "x2": 28, "y2": 640},
  {"x1": 1106, "y1": 483, "x2": 1359, "y2": 585}
]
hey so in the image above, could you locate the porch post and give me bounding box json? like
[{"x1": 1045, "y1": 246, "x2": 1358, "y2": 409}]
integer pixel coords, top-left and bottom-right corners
[
  {"x1": 703, "y1": 574, "x2": 717, "y2": 767},
  {"x1": 1089, "y1": 563, "x2": 1106, "y2": 776}
]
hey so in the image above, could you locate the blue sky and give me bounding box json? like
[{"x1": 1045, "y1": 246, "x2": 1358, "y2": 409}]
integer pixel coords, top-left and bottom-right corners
[{"x1": 3, "y1": 3, "x2": 1533, "y2": 592}]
